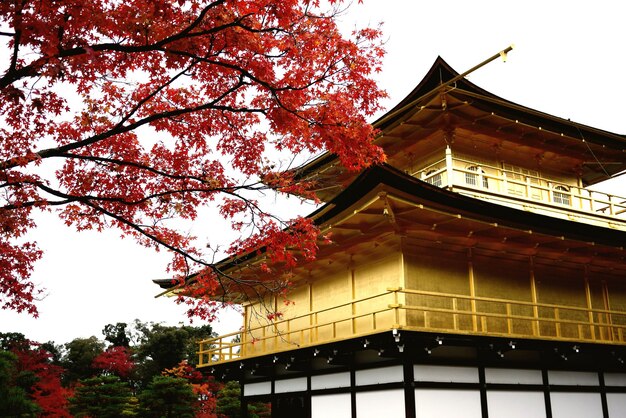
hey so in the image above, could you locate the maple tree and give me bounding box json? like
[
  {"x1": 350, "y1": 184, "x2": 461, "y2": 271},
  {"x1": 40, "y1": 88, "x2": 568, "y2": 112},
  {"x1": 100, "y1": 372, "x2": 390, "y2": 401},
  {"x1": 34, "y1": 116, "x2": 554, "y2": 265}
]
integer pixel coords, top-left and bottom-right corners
[
  {"x1": 0, "y1": 334, "x2": 71, "y2": 417},
  {"x1": 0, "y1": 0, "x2": 385, "y2": 317},
  {"x1": 14, "y1": 345, "x2": 72, "y2": 417},
  {"x1": 163, "y1": 360, "x2": 221, "y2": 417},
  {"x1": 92, "y1": 346, "x2": 135, "y2": 378}
]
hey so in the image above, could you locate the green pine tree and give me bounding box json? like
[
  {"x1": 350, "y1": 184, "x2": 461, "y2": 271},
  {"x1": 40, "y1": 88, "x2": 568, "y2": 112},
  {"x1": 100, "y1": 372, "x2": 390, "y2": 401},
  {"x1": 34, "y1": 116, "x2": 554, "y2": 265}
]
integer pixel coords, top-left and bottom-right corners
[
  {"x1": 216, "y1": 381, "x2": 242, "y2": 418},
  {"x1": 138, "y1": 375, "x2": 197, "y2": 418},
  {"x1": 69, "y1": 375, "x2": 135, "y2": 417}
]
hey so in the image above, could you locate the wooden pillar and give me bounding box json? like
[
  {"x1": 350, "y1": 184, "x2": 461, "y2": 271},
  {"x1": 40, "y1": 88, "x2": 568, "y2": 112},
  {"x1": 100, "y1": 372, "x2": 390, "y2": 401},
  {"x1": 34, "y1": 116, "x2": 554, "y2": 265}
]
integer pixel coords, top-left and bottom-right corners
[
  {"x1": 583, "y1": 266, "x2": 596, "y2": 341},
  {"x1": 308, "y1": 281, "x2": 313, "y2": 344},
  {"x1": 479, "y1": 365, "x2": 488, "y2": 418},
  {"x1": 445, "y1": 145, "x2": 454, "y2": 188},
  {"x1": 240, "y1": 384, "x2": 249, "y2": 418},
  {"x1": 404, "y1": 359, "x2": 416, "y2": 418},
  {"x1": 602, "y1": 280, "x2": 614, "y2": 341},
  {"x1": 351, "y1": 262, "x2": 357, "y2": 335},
  {"x1": 273, "y1": 294, "x2": 278, "y2": 349},
  {"x1": 529, "y1": 257, "x2": 540, "y2": 336},
  {"x1": 350, "y1": 369, "x2": 357, "y2": 418},
  {"x1": 468, "y1": 248, "x2": 478, "y2": 332},
  {"x1": 542, "y1": 369, "x2": 553, "y2": 418},
  {"x1": 242, "y1": 305, "x2": 249, "y2": 357}
]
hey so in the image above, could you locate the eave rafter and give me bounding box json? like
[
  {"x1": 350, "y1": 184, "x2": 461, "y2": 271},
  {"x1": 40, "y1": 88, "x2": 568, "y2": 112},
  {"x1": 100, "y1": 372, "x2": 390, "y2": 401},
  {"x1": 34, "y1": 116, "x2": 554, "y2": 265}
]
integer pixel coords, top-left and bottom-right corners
[
  {"x1": 369, "y1": 191, "x2": 626, "y2": 269},
  {"x1": 466, "y1": 223, "x2": 500, "y2": 238},
  {"x1": 431, "y1": 96, "x2": 624, "y2": 163},
  {"x1": 452, "y1": 88, "x2": 626, "y2": 147},
  {"x1": 317, "y1": 228, "x2": 399, "y2": 261},
  {"x1": 327, "y1": 222, "x2": 368, "y2": 233},
  {"x1": 429, "y1": 214, "x2": 462, "y2": 231}
]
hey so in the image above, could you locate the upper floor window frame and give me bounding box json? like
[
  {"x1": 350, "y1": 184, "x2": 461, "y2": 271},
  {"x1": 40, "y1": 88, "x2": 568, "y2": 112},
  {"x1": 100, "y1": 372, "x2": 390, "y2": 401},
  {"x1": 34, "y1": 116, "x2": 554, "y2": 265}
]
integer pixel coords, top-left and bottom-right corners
[
  {"x1": 552, "y1": 184, "x2": 571, "y2": 206},
  {"x1": 465, "y1": 165, "x2": 488, "y2": 189},
  {"x1": 425, "y1": 169, "x2": 443, "y2": 187}
]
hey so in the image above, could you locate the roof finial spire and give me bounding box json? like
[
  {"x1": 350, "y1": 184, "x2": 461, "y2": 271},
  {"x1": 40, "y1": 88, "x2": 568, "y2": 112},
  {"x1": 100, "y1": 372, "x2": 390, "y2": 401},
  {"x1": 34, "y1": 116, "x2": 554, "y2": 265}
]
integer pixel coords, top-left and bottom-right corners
[
  {"x1": 376, "y1": 45, "x2": 515, "y2": 127},
  {"x1": 499, "y1": 44, "x2": 515, "y2": 62}
]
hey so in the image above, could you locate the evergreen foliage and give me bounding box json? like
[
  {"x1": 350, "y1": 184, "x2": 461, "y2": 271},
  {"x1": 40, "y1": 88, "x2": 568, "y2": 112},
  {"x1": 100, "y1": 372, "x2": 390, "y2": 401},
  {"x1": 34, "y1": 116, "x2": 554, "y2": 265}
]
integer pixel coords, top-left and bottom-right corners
[
  {"x1": 216, "y1": 381, "x2": 242, "y2": 418},
  {"x1": 69, "y1": 375, "x2": 135, "y2": 417},
  {"x1": 134, "y1": 322, "x2": 214, "y2": 385},
  {"x1": 138, "y1": 375, "x2": 197, "y2": 418},
  {"x1": 102, "y1": 323, "x2": 131, "y2": 348},
  {"x1": 63, "y1": 337, "x2": 105, "y2": 383}
]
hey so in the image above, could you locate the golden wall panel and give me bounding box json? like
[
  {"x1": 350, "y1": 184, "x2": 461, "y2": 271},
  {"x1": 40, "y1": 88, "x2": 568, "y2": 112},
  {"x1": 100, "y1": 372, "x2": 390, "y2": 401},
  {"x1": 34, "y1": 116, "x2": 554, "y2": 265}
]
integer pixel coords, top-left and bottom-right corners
[
  {"x1": 404, "y1": 249, "x2": 469, "y2": 330},
  {"x1": 353, "y1": 254, "x2": 401, "y2": 334},
  {"x1": 473, "y1": 253, "x2": 533, "y2": 336},
  {"x1": 312, "y1": 269, "x2": 352, "y2": 342},
  {"x1": 597, "y1": 271, "x2": 626, "y2": 341},
  {"x1": 534, "y1": 263, "x2": 588, "y2": 339},
  {"x1": 241, "y1": 285, "x2": 312, "y2": 356},
  {"x1": 281, "y1": 285, "x2": 312, "y2": 347},
  {"x1": 243, "y1": 296, "x2": 274, "y2": 357},
  {"x1": 586, "y1": 278, "x2": 612, "y2": 341}
]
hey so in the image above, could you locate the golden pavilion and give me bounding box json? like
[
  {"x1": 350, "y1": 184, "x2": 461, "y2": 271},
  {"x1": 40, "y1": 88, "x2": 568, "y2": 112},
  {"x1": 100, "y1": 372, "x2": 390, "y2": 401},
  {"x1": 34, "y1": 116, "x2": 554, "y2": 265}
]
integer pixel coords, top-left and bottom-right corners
[{"x1": 157, "y1": 55, "x2": 626, "y2": 418}]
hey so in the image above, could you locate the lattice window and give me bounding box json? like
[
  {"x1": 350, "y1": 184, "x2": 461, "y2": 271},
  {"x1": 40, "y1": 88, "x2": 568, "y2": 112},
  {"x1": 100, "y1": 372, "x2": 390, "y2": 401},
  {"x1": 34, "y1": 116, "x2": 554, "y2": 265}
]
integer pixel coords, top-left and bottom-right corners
[
  {"x1": 553, "y1": 185, "x2": 571, "y2": 205},
  {"x1": 425, "y1": 169, "x2": 442, "y2": 187},
  {"x1": 502, "y1": 163, "x2": 541, "y2": 199},
  {"x1": 466, "y1": 165, "x2": 488, "y2": 188}
]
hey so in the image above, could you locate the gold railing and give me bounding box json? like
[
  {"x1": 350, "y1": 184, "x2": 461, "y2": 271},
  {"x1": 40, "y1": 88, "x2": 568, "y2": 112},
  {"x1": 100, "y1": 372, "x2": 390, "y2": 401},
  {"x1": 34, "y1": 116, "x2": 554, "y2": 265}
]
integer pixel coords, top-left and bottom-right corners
[
  {"x1": 198, "y1": 288, "x2": 626, "y2": 367},
  {"x1": 417, "y1": 158, "x2": 626, "y2": 222},
  {"x1": 399, "y1": 288, "x2": 626, "y2": 342},
  {"x1": 198, "y1": 290, "x2": 399, "y2": 367}
]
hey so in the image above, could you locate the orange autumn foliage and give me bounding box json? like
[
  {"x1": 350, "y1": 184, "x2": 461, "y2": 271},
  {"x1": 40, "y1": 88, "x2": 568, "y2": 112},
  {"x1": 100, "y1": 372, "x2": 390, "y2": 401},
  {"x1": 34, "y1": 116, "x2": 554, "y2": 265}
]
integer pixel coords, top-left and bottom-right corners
[{"x1": 163, "y1": 360, "x2": 221, "y2": 417}]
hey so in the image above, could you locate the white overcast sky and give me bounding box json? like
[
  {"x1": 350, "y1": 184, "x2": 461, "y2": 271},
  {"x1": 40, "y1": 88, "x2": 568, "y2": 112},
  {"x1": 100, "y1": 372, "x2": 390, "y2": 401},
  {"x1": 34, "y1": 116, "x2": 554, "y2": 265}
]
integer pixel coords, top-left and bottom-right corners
[{"x1": 2, "y1": 0, "x2": 625, "y2": 345}]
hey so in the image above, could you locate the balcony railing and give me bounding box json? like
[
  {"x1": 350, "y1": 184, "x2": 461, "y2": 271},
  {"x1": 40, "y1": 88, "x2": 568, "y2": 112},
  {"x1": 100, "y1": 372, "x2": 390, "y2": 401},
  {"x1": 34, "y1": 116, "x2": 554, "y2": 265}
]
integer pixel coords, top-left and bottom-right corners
[
  {"x1": 198, "y1": 288, "x2": 626, "y2": 367},
  {"x1": 417, "y1": 156, "x2": 626, "y2": 227}
]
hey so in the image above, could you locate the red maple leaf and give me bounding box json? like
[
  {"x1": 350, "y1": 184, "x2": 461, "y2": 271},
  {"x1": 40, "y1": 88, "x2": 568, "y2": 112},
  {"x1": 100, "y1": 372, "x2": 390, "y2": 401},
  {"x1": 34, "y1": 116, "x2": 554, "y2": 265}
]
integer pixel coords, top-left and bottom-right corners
[{"x1": 0, "y1": 0, "x2": 386, "y2": 315}]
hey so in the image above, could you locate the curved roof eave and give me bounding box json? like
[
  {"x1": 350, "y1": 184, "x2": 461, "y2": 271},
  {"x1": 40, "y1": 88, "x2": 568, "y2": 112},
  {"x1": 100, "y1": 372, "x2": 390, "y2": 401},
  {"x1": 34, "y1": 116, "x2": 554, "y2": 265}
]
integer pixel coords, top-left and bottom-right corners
[
  {"x1": 374, "y1": 57, "x2": 626, "y2": 147},
  {"x1": 294, "y1": 57, "x2": 626, "y2": 179}
]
